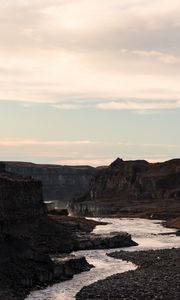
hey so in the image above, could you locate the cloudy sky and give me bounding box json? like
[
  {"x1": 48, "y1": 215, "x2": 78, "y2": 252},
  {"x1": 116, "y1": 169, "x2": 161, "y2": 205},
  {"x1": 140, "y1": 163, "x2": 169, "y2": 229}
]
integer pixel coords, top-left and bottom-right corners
[{"x1": 0, "y1": 0, "x2": 180, "y2": 165}]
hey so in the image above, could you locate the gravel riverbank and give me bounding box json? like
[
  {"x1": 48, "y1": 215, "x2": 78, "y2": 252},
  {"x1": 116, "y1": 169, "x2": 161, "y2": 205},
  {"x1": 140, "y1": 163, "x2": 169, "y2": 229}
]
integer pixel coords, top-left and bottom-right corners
[{"x1": 76, "y1": 248, "x2": 180, "y2": 300}]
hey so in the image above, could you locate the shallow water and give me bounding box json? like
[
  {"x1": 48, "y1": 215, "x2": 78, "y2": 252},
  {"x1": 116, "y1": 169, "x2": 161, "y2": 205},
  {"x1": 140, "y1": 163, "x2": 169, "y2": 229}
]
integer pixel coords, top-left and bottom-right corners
[{"x1": 26, "y1": 218, "x2": 180, "y2": 300}]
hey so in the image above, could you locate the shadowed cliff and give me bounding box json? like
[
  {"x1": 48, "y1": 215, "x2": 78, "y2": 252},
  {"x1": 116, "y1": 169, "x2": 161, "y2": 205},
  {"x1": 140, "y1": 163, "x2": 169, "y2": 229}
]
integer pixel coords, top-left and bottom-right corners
[
  {"x1": 0, "y1": 169, "x2": 93, "y2": 300},
  {"x1": 4, "y1": 162, "x2": 96, "y2": 207},
  {"x1": 70, "y1": 158, "x2": 180, "y2": 218}
]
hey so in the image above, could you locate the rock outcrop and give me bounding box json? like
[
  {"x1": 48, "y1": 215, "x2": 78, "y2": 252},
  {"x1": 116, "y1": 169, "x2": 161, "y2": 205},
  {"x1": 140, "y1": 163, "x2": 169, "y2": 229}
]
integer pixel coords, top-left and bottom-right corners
[
  {"x1": 76, "y1": 232, "x2": 137, "y2": 250},
  {"x1": 0, "y1": 171, "x2": 92, "y2": 300},
  {"x1": 70, "y1": 158, "x2": 180, "y2": 218},
  {"x1": 4, "y1": 162, "x2": 96, "y2": 206},
  {"x1": 0, "y1": 172, "x2": 46, "y2": 238}
]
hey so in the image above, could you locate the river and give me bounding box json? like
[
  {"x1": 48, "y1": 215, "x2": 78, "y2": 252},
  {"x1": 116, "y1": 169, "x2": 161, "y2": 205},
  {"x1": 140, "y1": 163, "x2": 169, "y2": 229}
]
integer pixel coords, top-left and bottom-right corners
[{"x1": 26, "y1": 218, "x2": 180, "y2": 300}]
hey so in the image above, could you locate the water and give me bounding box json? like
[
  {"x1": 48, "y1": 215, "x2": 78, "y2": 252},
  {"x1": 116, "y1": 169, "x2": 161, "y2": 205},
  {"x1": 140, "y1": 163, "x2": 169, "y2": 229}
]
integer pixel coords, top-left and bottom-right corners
[{"x1": 26, "y1": 218, "x2": 180, "y2": 300}]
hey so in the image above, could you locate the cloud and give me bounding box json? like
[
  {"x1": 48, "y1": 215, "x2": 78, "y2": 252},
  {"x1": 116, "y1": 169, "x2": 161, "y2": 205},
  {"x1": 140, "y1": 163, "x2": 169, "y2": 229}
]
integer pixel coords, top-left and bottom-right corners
[
  {"x1": 0, "y1": 139, "x2": 94, "y2": 146},
  {"x1": 0, "y1": 137, "x2": 179, "y2": 166},
  {"x1": 49, "y1": 98, "x2": 180, "y2": 112},
  {"x1": 54, "y1": 158, "x2": 112, "y2": 166},
  {"x1": 0, "y1": 0, "x2": 180, "y2": 111},
  {"x1": 118, "y1": 142, "x2": 180, "y2": 149},
  {"x1": 131, "y1": 50, "x2": 180, "y2": 64},
  {"x1": 97, "y1": 99, "x2": 180, "y2": 111}
]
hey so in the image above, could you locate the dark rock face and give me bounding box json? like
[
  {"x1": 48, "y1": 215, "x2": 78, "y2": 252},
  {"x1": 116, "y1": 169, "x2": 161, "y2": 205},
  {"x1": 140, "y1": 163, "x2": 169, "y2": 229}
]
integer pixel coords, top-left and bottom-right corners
[
  {"x1": 76, "y1": 232, "x2": 137, "y2": 250},
  {"x1": 0, "y1": 172, "x2": 46, "y2": 238},
  {"x1": 4, "y1": 162, "x2": 96, "y2": 206},
  {"x1": 70, "y1": 158, "x2": 180, "y2": 218},
  {"x1": 0, "y1": 237, "x2": 91, "y2": 300},
  {"x1": 0, "y1": 171, "x2": 92, "y2": 300}
]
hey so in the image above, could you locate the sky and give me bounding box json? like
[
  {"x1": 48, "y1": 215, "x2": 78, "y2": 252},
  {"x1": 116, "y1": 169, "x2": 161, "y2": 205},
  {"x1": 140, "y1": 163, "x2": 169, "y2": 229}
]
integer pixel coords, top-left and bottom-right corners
[{"x1": 0, "y1": 0, "x2": 180, "y2": 166}]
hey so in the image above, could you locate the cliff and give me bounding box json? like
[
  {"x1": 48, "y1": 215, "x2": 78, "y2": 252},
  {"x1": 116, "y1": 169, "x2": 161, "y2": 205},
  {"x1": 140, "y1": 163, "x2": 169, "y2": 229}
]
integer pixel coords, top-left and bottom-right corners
[
  {"x1": 0, "y1": 171, "x2": 92, "y2": 300},
  {"x1": 4, "y1": 162, "x2": 96, "y2": 206},
  {"x1": 0, "y1": 169, "x2": 137, "y2": 299},
  {"x1": 70, "y1": 158, "x2": 180, "y2": 218},
  {"x1": 0, "y1": 172, "x2": 46, "y2": 238}
]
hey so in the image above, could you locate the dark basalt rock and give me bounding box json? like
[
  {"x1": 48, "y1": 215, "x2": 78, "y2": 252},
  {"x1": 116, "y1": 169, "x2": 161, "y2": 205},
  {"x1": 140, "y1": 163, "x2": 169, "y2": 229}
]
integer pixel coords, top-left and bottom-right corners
[
  {"x1": 0, "y1": 237, "x2": 91, "y2": 300},
  {"x1": 4, "y1": 161, "x2": 97, "y2": 206},
  {"x1": 0, "y1": 171, "x2": 93, "y2": 300},
  {"x1": 0, "y1": 172, "x2": 46, "y2": 238},
  {"x1": 76, "y1": 232, "x2": 137, "y2": 250},
  {"x1": 70, "y1": 158, "x2": 180, "y2": 218}
]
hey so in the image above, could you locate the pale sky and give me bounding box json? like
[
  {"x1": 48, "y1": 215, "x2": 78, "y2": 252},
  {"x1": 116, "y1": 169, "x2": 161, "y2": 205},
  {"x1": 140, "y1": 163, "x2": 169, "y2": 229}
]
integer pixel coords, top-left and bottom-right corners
[{"x1": 0, "y1": 0, "x2": 180, "y2": 166}]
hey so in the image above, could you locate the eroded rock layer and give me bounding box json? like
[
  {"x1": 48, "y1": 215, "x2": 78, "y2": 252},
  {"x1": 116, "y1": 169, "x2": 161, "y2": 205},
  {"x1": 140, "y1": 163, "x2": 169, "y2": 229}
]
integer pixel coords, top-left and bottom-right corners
[
  {"x1": 70, "y1": 158, "x2": 180, "y2": 218},
  {"x1": 4, "y1": 162, "x2": 96, "y2": 206},
  {"x1": 0, "y1": 172, "x2": 45, "y2": 238},
  {"x1": 0, "y1": 170, "x2": 91, "y2": 300}
]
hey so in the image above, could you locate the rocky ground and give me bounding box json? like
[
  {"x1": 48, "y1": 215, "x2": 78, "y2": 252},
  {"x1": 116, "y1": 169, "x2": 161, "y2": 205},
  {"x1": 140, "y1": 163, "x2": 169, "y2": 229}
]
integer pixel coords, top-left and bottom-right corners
[
  {"x1": 0, "y1": 215, "x2": 97, "y2": 300},
  {"x1": 0, "y1": 237, "x2": 91, "y2": 300},
  {"x1": 30, "y1": 214, "x2": 104, "y2": 254},
  {"x1": 76, "y1": 248, "x2": 180, "y2": 300},
  {"x1": 0, "y1": 215, "x2": 136, "y2": 300}
]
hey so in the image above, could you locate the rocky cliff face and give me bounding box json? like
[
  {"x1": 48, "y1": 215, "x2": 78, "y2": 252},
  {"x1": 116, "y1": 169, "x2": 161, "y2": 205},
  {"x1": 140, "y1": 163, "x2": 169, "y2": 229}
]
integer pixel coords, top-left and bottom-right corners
[
  {"x1": 70, "y1": 158, "x2": 180, "y2": 218},
  {"x1": 4, "y1": 162, "x2": 96, "y2": 206},
  {"x1": 0, "y1": 172, "x2": 46, "y2": 238},
  {"x1": 0, "y1": 171, "x2": 93, "y2": 299}
]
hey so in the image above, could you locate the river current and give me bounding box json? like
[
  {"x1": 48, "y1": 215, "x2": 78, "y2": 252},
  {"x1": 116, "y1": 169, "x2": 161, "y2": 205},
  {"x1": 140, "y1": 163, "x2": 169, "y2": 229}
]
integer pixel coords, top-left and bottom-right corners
[{"x1": 26, "y1": 218, "x2": 180, "y2": 300}]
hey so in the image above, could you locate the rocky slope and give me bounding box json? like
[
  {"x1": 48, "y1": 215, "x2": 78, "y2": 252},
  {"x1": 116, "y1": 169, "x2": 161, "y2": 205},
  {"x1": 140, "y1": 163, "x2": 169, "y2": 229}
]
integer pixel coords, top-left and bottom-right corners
[
  {"x1": 0, "y1": 168, "x2": 136, "y2": 300},
  {"x1": 70, "y1": 158, "x2": 180, "y2": 218},
  {"x1": 0, "y1": 170, "x2": 92, "y2": 300},
  {"x1": 4, "y1": 162, "x2": 96, "y2": 207}
]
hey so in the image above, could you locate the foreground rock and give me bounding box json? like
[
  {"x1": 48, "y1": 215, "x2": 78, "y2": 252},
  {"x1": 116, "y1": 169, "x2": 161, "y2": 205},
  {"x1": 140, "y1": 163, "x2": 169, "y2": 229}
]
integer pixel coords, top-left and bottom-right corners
[
  {"x1": 76, "y1": 248, "x2": 180, "y2": 300},
  {"x1": 76, "y1": 232, "x2": 137, "y2": 250},
  {"x1": 0, "y1": 171, "x2": 96, "y2": 300},
  {"x1": 0, "y1": 239, "x2": 91, "y2": 300}
]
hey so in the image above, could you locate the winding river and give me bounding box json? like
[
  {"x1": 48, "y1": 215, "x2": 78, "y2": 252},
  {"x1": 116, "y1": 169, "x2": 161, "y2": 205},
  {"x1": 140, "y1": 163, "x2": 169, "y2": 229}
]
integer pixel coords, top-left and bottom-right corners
[{"x1": 26, "y1": 218, "x2": 180, "y2": 300}]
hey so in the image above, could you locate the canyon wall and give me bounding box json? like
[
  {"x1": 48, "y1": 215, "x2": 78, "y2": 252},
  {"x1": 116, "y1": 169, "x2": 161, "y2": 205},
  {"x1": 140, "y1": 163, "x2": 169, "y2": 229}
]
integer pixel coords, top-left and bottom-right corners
[
  {"x1": 0, "y1": 169, "x2": 91, "y2": 299},
  {"x1": 70, "y1": 158, "x2": 180, "y2": 218},
  {"x1": 4, "y1": 162, "x2": 96, "y2": 206},
  {"x1": 0, "y1": 171, "x2": 46, "y2": 238}
]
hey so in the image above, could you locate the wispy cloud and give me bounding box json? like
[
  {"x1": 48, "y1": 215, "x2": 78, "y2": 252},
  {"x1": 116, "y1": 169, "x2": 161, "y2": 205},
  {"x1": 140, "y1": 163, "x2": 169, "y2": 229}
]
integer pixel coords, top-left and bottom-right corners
[
  {"x1": 54, "y1": 158, "x2": 112, "y2": 166},
  {"x1": 0, "y1": 137, "x2": 179, "y2": 166},
  {"x1": 0, "y1": 139, "x2": 94, "y2": 146},
  {"x1": 49, "y1": 98, "x2": 180, "y2": 112},
  {"x1": 97, "y1": 99, "x2": 180, "y2": 111},
  {"x1": 0, "y1": 0, "x2": 180, "y2": 111},
  {"x1": 118, "y1": 142, "x2": 180, "y2": 149}
]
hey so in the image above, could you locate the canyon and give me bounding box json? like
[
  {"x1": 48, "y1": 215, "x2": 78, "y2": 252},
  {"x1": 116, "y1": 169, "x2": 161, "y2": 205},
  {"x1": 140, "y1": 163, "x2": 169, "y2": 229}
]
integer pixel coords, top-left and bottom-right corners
[
  {"x1": 4, "y1": 162, "x2": 96, "y2": 207},
  {"x1": 3, "y1": 158, "x2": 180, "y2": 220},
  {"x1": 0, "y1": 167, "x2": 94, "y2": 300},
  {"x1": 0, "y1": 163, "x2": 136, "y2": 300},
  {"x1": 70, "y1": 158, "x2": 180, "y2": 219},
  {"x1": 1, "y1": 158, "x2": 180, "y2": 299}
]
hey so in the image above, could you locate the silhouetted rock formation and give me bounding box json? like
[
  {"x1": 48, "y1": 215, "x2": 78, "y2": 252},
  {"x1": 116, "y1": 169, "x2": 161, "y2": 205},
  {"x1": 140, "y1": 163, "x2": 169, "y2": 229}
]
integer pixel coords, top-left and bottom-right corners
[
  {"x1": 70, "y1": 158, "x2": 180, "y2": 218},
  {"x1": 77, "y1": 232, "x2": 137, "y2": 250},
  {"x1": 4, "y1": 162, "x2": 96, "y2": 206},
  {"x1": 0, "y1": 171, "x2": 91, "y2": 300},
  {"x1": 0, "y1": 172, "x2": 45, "y2": 239}
]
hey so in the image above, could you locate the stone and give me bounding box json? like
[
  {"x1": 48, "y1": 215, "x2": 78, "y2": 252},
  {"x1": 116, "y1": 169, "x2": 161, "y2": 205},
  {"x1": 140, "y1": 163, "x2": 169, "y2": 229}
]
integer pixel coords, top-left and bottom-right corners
[
  {"x1": 70, "y1": 158, "x2": 180, "y2": 219},
  {"x1": 77, "y1": 232, "x2": 137, "y2": 250}
]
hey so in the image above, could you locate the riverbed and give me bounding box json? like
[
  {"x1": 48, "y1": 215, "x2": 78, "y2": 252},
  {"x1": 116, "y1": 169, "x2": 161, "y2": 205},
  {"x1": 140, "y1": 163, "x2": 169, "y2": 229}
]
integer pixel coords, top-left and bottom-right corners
[{"x1": 26, "y1": 218, "x2": 180, "y2": 300}]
